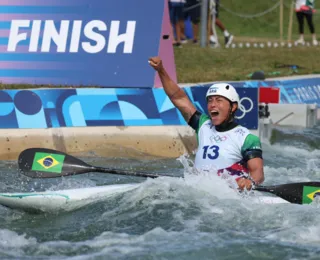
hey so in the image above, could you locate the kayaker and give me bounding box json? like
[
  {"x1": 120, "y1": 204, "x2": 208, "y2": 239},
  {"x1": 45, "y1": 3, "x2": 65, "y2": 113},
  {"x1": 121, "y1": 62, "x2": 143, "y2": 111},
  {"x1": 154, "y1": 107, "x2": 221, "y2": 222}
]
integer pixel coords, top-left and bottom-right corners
[{"x1": 148, "y1": 56, "x2": 264, "y2": 190}]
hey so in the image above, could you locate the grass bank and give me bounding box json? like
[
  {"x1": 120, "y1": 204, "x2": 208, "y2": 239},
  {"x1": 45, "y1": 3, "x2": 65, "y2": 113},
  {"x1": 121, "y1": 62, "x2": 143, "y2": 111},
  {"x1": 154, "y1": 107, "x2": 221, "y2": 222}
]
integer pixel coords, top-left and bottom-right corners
[
  {"x1": 2, "y1": 45, "x2": 319, "y2": 89},
  {"x1": 174, "y1": 44, "x2": 320, "y2": 83}
]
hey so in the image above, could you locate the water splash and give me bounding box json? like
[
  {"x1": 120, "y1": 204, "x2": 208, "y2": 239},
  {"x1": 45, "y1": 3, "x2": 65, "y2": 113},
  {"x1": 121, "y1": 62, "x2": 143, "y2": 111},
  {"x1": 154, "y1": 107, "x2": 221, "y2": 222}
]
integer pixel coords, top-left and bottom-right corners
[{"x1": 47, "y1": 177, "x2": 96, "y2": 191}]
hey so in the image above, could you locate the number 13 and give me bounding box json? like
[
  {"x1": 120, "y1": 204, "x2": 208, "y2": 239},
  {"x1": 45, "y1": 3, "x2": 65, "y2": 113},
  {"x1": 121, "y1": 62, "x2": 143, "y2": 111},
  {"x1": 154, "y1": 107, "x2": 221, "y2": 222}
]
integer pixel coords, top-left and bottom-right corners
[{"x1": 202, "y1": 145, "x2": 220, "y2": 159}]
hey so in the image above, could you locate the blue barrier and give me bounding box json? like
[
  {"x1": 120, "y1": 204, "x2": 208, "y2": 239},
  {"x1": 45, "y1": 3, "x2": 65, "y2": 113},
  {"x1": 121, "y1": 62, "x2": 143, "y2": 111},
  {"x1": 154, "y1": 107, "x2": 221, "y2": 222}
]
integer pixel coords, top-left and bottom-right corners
[
  {"x1": 279, "y1": 78, "x2": 320, "y2": 106},
  {"x1": 0, "y1": 86, "x2": 258, "y2": 129},
  {"x1": 189, "y1": 77, "x2": 320, "y2": 107}
]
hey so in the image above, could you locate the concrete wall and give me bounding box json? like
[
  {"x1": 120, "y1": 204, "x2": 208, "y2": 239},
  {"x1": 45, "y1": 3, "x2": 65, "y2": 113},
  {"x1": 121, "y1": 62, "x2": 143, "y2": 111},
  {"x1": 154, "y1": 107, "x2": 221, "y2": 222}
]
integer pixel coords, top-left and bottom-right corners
[
  {"x1": 268, "y1": 104, "x2": 318, "y2": 127},
  {"x1": 0, "y1": 125, "x2": 263, "y2": 161},
  {"x1": 0, "y1": 126, "x2": 198, "y2": 160}
]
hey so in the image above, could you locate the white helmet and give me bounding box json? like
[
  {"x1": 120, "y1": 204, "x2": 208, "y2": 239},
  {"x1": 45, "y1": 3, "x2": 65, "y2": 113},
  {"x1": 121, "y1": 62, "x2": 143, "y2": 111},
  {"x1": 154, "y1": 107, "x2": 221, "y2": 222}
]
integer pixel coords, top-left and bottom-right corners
[{"x1": 206, "y1": 83, "x2": 240, "y2": 104}]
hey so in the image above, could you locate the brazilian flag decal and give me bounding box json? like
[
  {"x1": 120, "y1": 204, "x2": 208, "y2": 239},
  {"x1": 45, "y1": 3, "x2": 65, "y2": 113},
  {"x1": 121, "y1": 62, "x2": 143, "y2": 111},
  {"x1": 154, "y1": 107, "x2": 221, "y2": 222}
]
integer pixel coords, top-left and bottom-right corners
[
  {"x1": 303, "y1": 186, "x2": 320, "y2": 204},
  {"x1": 31, "y1": 152, "x2": 65, "y2": 173}
]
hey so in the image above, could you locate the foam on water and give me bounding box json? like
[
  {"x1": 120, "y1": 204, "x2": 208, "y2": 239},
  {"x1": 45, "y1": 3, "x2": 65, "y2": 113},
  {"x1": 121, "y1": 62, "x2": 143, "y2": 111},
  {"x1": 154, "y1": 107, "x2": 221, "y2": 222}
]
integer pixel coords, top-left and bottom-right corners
[
  {"x1": 265, "y1": 224, "x2": 320, "y2": 246},
  {"x1": 0, "y1": 229, "x2": 37, "y2": 258},
  {"x1": 0, "y1": 229, "x2": 36, "y2": 247},
  {"x1": 47, "y1": 177, "x2": 97, "y2": 191},
  {"x1": 267, "y1": 144, "x2": 320, "y2": 158},
  {"x1": 0, "y1": 172, "x2": 319, "y2": 259}
]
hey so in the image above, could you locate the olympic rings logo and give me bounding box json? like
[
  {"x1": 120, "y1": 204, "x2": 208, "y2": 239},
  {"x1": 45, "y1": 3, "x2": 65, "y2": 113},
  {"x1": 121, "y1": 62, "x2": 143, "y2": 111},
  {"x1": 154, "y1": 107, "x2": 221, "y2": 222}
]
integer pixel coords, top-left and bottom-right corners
[
  {"x1": 210, "y1": 135, "x2": 227, "y2": 143},
  {"x1": 235, "y1": 97, "x2": 254, "y2": 120}
]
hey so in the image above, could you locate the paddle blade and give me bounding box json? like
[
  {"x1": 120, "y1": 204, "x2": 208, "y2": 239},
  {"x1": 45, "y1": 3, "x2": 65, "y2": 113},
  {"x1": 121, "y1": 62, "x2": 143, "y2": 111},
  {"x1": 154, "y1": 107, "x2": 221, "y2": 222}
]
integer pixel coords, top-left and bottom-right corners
[
  {"x1": 255, "y1": 182, "x2": 320, "y2": 204},
  {"x1": 18, "y1": 148, "x2": 95, "y2": 178}
]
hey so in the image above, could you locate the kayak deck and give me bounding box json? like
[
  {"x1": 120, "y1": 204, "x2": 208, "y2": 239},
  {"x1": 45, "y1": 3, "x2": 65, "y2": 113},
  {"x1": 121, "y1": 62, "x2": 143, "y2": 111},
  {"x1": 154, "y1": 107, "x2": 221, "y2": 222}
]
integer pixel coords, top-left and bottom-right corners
[
  {"x1": 0, "y1": 183, "x2": 289, "y2": 213},
  {"x1": 0, "y1": 184, "x2": 139, "y2": 213}
]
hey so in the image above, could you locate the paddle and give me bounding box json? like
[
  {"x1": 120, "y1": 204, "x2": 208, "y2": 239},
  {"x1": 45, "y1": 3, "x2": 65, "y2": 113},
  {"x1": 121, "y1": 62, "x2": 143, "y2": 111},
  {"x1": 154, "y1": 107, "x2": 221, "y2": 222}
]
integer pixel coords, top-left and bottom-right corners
[
  {"x1": 18, "y1": 148, "x2": 169, "y2": 179},
  {"x1": 18, "y1": 148, "x2": 320, "y2": 205},
  {"x1": 254, "y1": 183, "x2": 320, "y2": 205}
]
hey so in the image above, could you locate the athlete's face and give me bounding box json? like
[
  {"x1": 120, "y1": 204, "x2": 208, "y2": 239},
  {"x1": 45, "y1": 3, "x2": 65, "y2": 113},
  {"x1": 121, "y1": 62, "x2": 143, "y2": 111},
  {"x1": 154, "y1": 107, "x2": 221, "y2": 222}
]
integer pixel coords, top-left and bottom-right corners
[{"x1": 207, "y1": 95, "x2": 236, "y2": 125}]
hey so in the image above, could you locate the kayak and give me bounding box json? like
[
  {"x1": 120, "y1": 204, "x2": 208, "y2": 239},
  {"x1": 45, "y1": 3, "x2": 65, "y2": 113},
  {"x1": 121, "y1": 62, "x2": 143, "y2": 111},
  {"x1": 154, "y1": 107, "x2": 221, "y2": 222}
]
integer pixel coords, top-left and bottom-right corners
[
  {"x1": 0, "y1": 184, "x2": 289, "y2": 213},
  {"x1": 0, "y1": 184, "x2": 139, "y2": 213}
]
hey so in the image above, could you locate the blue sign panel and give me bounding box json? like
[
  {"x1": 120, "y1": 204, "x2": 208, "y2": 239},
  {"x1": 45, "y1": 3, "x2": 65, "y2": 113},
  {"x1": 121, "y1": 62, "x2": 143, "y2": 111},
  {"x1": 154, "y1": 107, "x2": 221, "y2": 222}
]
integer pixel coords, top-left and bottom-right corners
[
  {"x1": 224, "y1": 78, "x2": 320, "y2": 107},
  {"x1": 279, "y1": 78, "x2": 320, "y2": 106},
  {"x1": 231, "y1": 77, "x2": 320, "y2": 107},
  {"x1": 0, "y1": 0, "x2": 164, "y2": 87},
  {"x1": 0, "y1": 86, "x2": 258, "y2": 129}
]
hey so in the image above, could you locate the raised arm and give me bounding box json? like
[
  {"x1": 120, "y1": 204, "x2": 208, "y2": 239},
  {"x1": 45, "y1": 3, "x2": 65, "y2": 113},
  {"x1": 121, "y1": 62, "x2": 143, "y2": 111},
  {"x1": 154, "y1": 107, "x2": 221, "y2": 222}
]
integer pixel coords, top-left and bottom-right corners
[{"x1": 149, "y1": 56, "x2": 197, "y2": 122}]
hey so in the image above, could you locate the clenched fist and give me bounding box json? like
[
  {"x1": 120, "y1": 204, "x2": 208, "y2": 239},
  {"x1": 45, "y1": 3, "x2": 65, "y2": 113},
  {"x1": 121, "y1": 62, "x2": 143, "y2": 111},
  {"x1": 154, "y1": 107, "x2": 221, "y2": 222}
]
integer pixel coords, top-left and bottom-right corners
[{"x1": 148, "y1": 57, "x2": 164, "y2": 71}]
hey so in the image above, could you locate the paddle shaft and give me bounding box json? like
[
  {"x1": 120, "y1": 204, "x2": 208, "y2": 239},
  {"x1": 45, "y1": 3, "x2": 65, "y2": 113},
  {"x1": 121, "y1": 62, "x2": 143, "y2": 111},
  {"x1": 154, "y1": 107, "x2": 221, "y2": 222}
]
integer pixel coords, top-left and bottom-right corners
[
  {"x1": 254, "y1": 186, "x2": 274, "y2": 193},
  {"x1": 92, "y1": 166, "x2": 163, "y2": 179}
]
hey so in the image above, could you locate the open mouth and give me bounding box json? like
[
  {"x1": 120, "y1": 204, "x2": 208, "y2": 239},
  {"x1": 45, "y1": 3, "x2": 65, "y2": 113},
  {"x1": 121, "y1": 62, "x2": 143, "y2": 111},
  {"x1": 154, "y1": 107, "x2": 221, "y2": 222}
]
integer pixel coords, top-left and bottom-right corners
[{"x1": 210, "y1": 111, "x2": 219, "y2": 118}]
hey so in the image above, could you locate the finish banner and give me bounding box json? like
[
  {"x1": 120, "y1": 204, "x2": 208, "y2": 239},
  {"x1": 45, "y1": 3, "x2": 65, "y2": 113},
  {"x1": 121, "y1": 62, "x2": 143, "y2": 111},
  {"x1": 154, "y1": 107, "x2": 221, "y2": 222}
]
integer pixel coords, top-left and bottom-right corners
[{"x1": 0, "y1": 0, "x2": 164, "y2": 87}]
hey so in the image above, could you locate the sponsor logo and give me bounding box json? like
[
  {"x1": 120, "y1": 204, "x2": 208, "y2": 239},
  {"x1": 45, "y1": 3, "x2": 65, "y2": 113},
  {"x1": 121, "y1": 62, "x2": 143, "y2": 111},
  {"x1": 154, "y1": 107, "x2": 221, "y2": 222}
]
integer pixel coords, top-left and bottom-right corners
[
  {"x1": 210, "y1": 135, "x2": 227, "y2": 143},
  {"x1": 236, "y1": 97, "x2": 254, "y2": 120},
  {"x1": 8, "y1": 20, "x2": 136, "y2": 53},
  {"x1": 292, "y1": 85, "x2": 320, "y2": 102},
  {"x1": 303, "y1": 186, "x2": 320, "y2": 204},
  {"x1": 31, "y1": 152, "x2": 65, "y2": 173},
  {"x1": 208, "y1": 87, "x2": 218, "y2": 93},
  {"x1": 235, "y1": 128, "x2": 246, "y2": 136}
]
